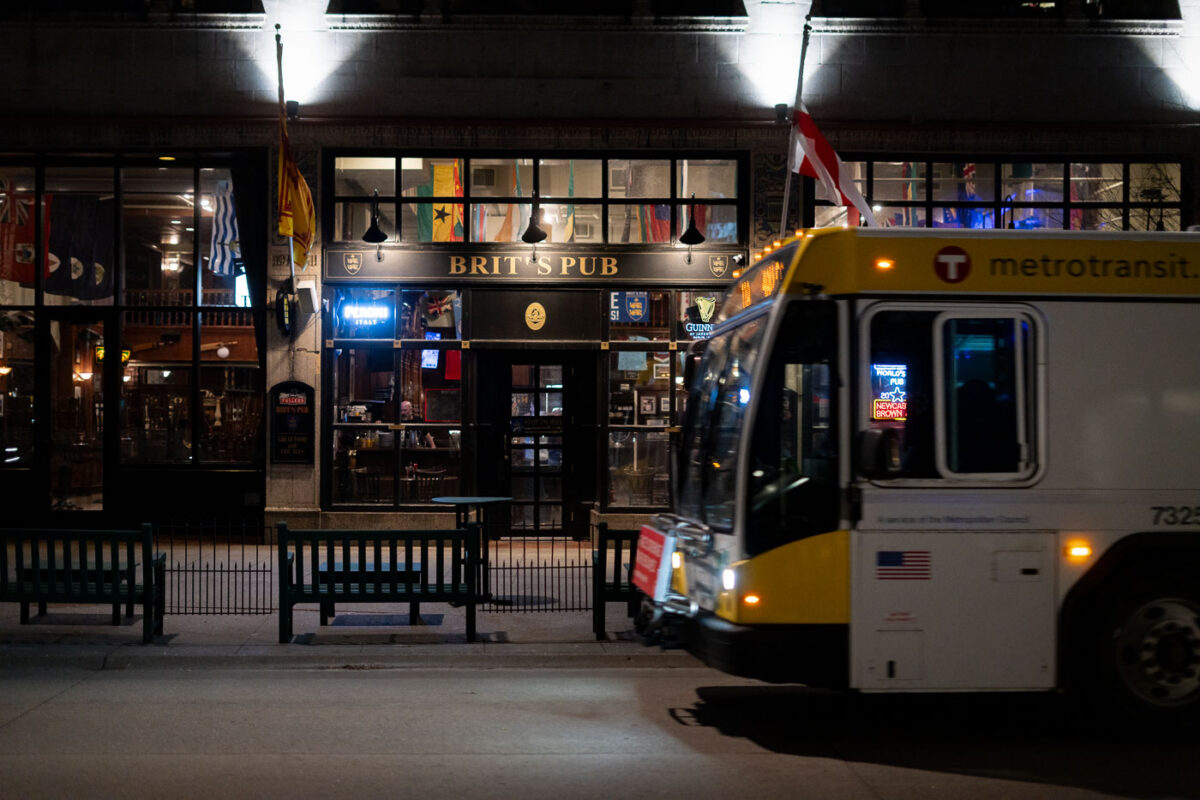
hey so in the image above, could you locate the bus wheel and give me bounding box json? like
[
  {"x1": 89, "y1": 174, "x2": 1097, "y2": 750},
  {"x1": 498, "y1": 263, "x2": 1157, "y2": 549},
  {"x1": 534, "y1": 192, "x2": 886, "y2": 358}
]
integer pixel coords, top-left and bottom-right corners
[{"x1": 1093, "y1": 572, "x2": 1200, "y2": 730}]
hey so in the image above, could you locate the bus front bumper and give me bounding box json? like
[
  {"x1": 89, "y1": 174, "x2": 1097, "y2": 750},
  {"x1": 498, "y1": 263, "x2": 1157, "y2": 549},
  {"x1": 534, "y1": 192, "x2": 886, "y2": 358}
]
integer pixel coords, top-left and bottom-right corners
[{"x1": 672, "y1": 609, "x2": 848, "y2": 688}]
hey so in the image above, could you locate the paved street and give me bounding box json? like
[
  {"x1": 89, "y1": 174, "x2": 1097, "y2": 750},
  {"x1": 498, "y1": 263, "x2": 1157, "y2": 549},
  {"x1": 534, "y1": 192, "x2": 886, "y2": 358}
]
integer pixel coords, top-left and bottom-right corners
[{"x1": 2, "y1": 663, "x2": 1198, "y2": 800}]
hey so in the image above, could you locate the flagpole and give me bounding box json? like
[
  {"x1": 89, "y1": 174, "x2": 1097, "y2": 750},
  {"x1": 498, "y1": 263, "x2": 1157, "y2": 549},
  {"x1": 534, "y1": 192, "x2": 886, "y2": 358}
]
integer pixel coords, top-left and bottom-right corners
[
  {"x1": 275, "y1": 25, "x2": 297, "y2": 300},
  {"x1": 779, "y1": 14, "x2": 812, "y2": 238}
]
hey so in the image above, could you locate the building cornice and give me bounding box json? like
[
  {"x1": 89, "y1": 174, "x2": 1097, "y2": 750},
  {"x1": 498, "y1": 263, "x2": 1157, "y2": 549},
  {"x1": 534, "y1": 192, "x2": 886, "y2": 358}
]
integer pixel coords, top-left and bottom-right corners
[{"x1": 811, "y1": 16, "x2": 1183, "y2": 36}]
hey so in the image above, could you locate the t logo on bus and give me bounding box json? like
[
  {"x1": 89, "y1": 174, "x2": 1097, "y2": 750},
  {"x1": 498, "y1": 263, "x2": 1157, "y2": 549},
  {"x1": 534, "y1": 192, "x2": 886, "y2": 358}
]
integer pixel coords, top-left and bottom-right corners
[{"x1": 934, "y1": 246, "x2": 971, "y2": 283}]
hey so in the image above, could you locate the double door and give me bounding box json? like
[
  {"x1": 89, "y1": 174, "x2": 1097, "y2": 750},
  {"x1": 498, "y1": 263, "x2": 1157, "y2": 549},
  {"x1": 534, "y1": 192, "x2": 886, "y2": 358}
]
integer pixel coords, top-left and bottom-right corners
[{"x1": 476, "y1": 351, "x2": 598, "y2": 539}]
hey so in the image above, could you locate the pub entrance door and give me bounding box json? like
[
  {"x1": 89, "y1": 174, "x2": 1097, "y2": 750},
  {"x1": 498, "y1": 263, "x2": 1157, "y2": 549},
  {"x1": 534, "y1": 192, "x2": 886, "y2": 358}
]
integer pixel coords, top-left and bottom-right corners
[{"x1": 476, "y1": 350, "x2": 598, "y2": 541}]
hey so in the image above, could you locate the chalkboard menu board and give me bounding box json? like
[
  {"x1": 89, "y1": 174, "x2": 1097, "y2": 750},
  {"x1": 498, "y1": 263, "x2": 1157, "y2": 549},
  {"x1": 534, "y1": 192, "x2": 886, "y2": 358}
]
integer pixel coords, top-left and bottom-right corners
[{"x1": 270, "y1": 380, "x2": 315, "y2": 464}]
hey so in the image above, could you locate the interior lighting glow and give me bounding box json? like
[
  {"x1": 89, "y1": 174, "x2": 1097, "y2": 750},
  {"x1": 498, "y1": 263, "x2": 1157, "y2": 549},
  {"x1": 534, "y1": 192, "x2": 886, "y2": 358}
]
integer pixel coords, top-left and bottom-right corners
[{"x1": 738, "y1": 388, "x2": 751, "y2": 404}]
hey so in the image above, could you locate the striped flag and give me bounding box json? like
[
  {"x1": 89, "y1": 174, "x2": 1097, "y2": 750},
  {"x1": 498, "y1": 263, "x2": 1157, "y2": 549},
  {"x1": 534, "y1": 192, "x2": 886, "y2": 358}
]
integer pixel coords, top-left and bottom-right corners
[
  {"x1": 875, "y1": 550, "x2": 931, "y2": 580},
  {"x1": 209, "y1": 180, "x2": 240, "y2": 276},
  {"x1": 790, "y1": 103, "x2": 878, "y2": 227}
]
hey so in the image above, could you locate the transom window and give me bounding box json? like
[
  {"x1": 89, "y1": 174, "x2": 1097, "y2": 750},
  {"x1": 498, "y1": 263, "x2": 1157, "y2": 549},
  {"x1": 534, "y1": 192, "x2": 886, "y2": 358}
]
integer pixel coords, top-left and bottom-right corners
[
  {"x1": 811, "y1": 160, "x2": 1185, "y2": 232},
  {"x1": 329, "y1": 154, "x2": 741, "y2": 246}
]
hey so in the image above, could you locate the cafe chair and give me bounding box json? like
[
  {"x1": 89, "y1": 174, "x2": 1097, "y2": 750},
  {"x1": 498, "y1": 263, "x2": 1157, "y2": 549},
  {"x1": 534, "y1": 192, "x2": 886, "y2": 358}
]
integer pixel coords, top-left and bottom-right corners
[{"x1": 414, "y1": 467, "x2": 445, "y2": 502}]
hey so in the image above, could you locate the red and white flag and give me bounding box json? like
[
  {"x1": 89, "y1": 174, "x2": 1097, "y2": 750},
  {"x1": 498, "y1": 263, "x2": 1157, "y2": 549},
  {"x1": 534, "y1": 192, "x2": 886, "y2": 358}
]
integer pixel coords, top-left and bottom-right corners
[{"x1": 790, "y1": 104, "x2": 878, "y2": 227}]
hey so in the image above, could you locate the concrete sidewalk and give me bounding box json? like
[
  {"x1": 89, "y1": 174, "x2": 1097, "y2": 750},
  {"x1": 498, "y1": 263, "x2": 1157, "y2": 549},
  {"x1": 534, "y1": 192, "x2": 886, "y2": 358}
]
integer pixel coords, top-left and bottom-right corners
[{"x1": 0, "y1": 599, "x2": 698, "y2": 671}]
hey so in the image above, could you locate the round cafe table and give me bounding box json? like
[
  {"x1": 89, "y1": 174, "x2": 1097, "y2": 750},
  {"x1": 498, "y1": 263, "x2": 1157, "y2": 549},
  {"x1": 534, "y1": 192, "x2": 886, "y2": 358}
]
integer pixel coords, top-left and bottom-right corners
[{"x1": 431, "y1": 496, "x2": 512, "y2": 599}]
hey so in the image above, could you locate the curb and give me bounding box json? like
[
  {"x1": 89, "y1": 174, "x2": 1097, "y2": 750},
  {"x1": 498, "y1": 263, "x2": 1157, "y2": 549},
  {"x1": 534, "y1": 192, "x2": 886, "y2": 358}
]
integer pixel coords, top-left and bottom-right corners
[{"x1": 0, "y1": 643, "x2": 700, "y2": 671}]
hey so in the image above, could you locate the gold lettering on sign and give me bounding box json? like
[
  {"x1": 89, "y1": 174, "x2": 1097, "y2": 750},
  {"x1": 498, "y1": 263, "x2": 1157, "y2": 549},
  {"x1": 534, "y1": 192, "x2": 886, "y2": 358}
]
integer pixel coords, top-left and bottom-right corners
[{"x1": 440, "y1": 254, "x2": 624, "y2": 278}]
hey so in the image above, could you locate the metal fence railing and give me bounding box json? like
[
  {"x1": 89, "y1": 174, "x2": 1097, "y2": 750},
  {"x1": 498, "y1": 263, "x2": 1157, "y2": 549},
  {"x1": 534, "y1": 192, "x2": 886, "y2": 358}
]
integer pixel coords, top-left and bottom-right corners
[
  {"x1": 482, "y1": 535, "x2": 592, "y2": 613},
  {"x1": 153, "y1": 519, "x2": 274, "y2": 615}
]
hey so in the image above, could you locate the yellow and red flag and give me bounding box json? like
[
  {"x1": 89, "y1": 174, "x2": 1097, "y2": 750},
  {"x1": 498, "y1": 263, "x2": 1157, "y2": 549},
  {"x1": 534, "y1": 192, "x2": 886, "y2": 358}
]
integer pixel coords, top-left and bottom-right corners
[{"x1": 275, "y1": 31, "x2": 315, "y2": 268}]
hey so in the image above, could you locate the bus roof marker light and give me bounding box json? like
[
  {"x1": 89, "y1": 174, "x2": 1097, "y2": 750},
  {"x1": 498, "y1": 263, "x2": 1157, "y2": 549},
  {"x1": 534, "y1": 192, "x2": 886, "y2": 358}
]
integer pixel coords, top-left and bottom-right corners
[
  {"x1": 875, "y1": 258, "x2": 895, "y2": 271},
  {"x1": 743, "y1": 594, "x2": 760, "y2": 605}
]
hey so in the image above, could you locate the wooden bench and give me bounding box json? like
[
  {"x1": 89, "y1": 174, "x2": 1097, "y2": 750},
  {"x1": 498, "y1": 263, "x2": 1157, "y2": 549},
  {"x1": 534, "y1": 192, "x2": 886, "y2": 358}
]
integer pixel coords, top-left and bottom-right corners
[
  {"x1": 0, "y1": 524, "x2": 166, "y2": 644},
  {"x1": 592, "y1": 523, "x2": 642, "y2": 640},
  {"x1": 277, "y1": 523, "x2": 481, "y2": 643}
]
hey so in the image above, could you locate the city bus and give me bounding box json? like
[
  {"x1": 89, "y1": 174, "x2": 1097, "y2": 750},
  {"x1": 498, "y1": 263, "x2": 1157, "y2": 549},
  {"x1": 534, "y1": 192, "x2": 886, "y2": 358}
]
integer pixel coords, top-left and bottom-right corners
[{"x1": 636, "y1": 226, "x2": 1200, "y2": 729}]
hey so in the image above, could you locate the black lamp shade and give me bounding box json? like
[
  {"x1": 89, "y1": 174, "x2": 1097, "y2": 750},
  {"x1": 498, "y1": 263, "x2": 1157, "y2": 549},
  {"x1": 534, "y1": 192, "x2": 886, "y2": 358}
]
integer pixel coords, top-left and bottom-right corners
[
  {"x1": 679, "y1": 213, "x2": 705, "y2": 246},
  {"x1": 522, "y1": 206, "x2": 548, "y2": 244},
  {"x1": 679, "y1": 193, "x2": 706, "y2": 246},
  {"x1": 362, "y1": 189, "x2": 387, "y2": 244}
]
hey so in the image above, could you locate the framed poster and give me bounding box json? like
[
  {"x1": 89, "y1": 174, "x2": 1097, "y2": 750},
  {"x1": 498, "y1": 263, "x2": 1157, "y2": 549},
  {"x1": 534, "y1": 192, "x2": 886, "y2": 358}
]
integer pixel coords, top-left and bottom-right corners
[{"x1": 270, "y1": 381, "x2": 315, "y2": 464}]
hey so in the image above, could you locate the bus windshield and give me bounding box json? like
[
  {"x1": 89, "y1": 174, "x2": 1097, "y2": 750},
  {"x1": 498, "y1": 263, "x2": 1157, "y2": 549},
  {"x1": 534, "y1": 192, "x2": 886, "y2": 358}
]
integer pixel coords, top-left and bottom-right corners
[{"x1": 677, "y1": 312, "x2": 769, "y2": 530}]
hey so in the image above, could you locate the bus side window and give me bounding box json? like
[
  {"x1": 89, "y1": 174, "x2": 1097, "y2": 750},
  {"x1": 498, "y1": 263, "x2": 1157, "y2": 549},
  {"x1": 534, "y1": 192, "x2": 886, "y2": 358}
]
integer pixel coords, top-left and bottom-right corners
[
  {"x1": 867, "y1": 311, "x2": 938, "y2": 479},
  {"x1": 941, "y1": 316, "x2": 1025, "y2": 475}
]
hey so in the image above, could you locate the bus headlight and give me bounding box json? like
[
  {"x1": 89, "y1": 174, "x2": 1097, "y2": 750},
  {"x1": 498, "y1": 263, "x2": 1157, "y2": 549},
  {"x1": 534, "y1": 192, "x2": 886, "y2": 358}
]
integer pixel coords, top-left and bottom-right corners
[
  {"x1": 722, "y1": 568, "x2": 736, "y2": 591},
  {"x1": 671, "y1": 550, "x2": 682, "y2": 570}
]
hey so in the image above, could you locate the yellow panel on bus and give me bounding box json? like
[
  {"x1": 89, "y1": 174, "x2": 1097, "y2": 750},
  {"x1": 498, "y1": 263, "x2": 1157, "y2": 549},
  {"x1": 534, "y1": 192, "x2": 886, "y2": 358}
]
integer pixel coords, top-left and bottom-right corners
[
  {"x1": 771, "y1": 229, "x2": 1200, "y2": 299},
  {"x1": 717, "y1": 529, "x2": 850, "y2": 626}
]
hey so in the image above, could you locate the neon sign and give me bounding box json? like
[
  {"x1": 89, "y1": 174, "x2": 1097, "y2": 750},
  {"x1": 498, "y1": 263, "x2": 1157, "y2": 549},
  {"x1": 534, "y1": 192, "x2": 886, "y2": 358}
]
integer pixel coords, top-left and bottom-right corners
[
  {"x1": 871, "y1": 363, "x2": 907, "y2": 421},
  {"x1": 342, "y1": 303, "x2": 391, "y2": 322}
]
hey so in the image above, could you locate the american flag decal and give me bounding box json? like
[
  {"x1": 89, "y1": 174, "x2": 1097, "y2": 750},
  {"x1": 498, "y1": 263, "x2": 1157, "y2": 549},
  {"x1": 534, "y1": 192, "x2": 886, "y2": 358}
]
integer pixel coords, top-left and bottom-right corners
[{"x1": 875, "y1": 550, "x2": 931, "y2": 580}]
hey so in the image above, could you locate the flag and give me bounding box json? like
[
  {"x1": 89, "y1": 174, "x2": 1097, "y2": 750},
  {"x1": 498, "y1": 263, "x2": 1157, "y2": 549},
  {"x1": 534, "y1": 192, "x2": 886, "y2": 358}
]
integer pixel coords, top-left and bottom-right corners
[
  {"x1": 473, "y1": 202, "x2": 487, "y2": 242},
  {"x1": 901, "y1": 161, "x2": 918, "y2": 227},
  {"x1": 0, "y1": 177, "x2": 38, "y2": 284},
  {"x1": 431, "y1": 162, "x2": 463, "y2": 242},
  {"x1": 875, "y1": 550, "x2": 931, "y2": 580},
  {"x1": 648, "y1": 204, "x2": 670, "y2": 242},
  {"x1": 495, "y1": 160, "x2": 523, "y2": 242},
  {"x1": 276, "y1": 121, "x2": 315, "y2": 268},
  {"x1": 209, "y1": 180, "x2": 240, "y2": 276},
  {"x1": 563, "y1": 160, "x2": 575, "y2": 243},
  {"x1": 82, "y1": 197, "x2": 114, "y2": 301},
  {"x1": 46, "y1": 195, "x2": 90, "y2": 297},
  {"x1": 790, "y1": 104, "x2": 878, "y2": 227},
  {"x1": 275, "y1": 32, "x2": 315, "y2": 269},
  {"x1": 452, "y1": 159, "x2": 464, "y2": 240}
]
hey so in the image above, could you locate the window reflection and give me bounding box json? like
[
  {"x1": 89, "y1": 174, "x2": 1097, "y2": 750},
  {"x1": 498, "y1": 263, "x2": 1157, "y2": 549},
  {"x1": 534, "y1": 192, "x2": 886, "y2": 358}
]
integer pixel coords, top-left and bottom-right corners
[{"x1": 0, "y1": 311, "x2": 34, "y2": 467}]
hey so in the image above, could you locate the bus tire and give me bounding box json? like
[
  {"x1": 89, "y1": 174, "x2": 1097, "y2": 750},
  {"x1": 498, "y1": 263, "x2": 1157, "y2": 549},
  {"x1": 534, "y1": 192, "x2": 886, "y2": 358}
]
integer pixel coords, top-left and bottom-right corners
[{"x1": 1084, "y1": 569, "x2": 1200, "y2": 732}]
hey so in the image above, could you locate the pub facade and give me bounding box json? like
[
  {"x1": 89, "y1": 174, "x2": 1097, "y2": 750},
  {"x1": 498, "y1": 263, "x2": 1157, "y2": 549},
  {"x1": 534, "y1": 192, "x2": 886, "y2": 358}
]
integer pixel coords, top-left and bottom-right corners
[{"x1": 0, "y1": 1, "x2": 1196, "y2": 532}]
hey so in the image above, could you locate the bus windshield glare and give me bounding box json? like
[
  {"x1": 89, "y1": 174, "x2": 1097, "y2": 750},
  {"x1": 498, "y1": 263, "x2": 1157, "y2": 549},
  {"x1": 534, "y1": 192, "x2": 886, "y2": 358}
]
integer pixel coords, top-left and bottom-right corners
[{"x1": 678, "y1": 301, "x2": 839, "y2": 544}]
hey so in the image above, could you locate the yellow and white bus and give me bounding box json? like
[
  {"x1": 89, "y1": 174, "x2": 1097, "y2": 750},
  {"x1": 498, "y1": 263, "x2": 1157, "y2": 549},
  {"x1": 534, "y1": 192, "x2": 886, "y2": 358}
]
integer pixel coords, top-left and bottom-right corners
[{"x1": 639, "y1": 227, "x2": 1200, "y2": 728}]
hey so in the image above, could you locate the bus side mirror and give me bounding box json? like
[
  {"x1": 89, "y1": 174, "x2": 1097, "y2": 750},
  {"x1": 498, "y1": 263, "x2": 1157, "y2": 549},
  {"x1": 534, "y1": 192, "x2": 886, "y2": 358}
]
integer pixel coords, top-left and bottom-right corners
[{"x1": 858, "y1": 428, "x2": 902, "y2": 479}]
